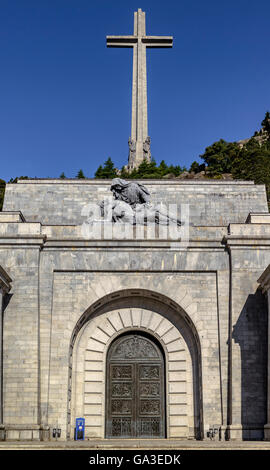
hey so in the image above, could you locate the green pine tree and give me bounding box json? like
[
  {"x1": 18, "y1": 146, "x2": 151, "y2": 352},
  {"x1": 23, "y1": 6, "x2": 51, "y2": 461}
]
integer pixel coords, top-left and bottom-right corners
[
  {"x1": 232, "y1": 137, "x2": 270, "y2": 190},
  {"x1": 102, "y1": 157, "x2": 117, "y2": 178},
  {"x1": 261, "y1": 111, "x2": 270, "y2": 137},
  {"x1": 119, "y1": 166, "x2": 130, "y2": 179},
  {"x1": 0, "y1": 179, "x2": 5, "y2": 211},
  {"x1": 190, "y1": 161, "x2": 205, "y2": 173},
  {"x1": 77, "y1": 169, "x2": 86, "y2": 179},
  {"x1": 158, "y1": 160, "x2": 168, "y2": 175},
  {"x1": 94, "y1": 158, "x2": 117, "y2": 179},
  {"x1": 94, "y1": 165, "x2": 104, "y2": 178},
  {"x1": 199, "y1": 139, "x2": 240, "y2": 176}
]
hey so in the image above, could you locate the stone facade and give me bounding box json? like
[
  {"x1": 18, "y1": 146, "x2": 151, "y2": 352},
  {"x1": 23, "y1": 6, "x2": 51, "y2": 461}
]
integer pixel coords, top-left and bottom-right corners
[
  {"x1": 0, "y1": 179, "x2": 269, "y2": 441},
  {"x1": 0, "y1": 266, "x2": 12, "y2": 440},
  {"x1": 257, "y1": 265, "x2": 270, "y2": 441}
]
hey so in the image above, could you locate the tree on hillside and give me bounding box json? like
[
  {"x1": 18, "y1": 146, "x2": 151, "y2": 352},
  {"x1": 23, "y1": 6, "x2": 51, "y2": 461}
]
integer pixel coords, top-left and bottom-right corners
[
  {"x1": 8, "y1": 176, "x2": 29, "y2": 183},
  {"x1": 189, "y1": 161, "x2": 205, "y2": 173},
  {"x1": 94, "y1": 165, "x2": 104, "y2": 178},
  {"x1": 159, "y1": 160, "x2": 168, "y2": 175},
  {"x1": 76, "y1": 169, "x2": 86, "y2": 179},
  {"x1": 231, "y1": 138, "x2": 270, "y2": 201},
  {"x1": 261, "y1": 111, "x2": 270, "y2": 137},
  {"x1": 166, "y1": 164, "x2": 182, "y2": 177},
  {"x1": 94, "y1": 157, "x2": 117, "y2": 179},
  {"x1": 132, "y1": 158, "x2": 159, "y2": 178},
  {"x1": 0, "y1": 179, "x2": 5, "y2": 211},
  {"x1": 119, "y1": 158, "x2": 184, "y2": 179},
  {"x1": 199, "y1": 139, "x2": 240, "y2": 176}
]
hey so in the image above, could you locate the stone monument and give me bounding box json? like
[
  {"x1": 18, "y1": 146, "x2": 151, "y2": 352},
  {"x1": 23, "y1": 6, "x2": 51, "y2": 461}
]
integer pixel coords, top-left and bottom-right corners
[
  {"x1": 99, "y1": 178, "x2": 181, "y2": 226},
  {"x1": 0, "y1": 8, "x2": 270, "y2": 444},
  {"x1": 107, "y1": 8, "x2": 173, "y2": 170}
]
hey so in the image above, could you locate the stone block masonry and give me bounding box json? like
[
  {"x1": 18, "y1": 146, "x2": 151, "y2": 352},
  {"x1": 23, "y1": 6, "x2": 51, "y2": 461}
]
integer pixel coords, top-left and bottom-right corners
[
  {"x1": 0, "y1": 178, "x2": 269, "y2": 441},
  {"x1": 3, "y1": 179, "x2": 268, "y2": 226}
]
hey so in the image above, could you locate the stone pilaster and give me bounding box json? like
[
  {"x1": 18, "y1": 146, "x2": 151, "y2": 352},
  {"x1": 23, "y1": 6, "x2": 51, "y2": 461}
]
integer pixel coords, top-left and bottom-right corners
[
  {"x1": 264, "y1": 287, "x2": 270, "y2": 440},
  {"x1": 225, "y1": 217, "x2": 270, "y2": 440},
  {"x1": 257, "y1": 266, "x2": 270, "y2": 440},
  {"x1": 264, "y1": 288, "x2": 270, "y2": 440},
  {"x1": 0, "y1": 266, "x2": 12, "y2": 440},
  {"x1": 0, "y1": 289, "x2": 3, "y2": 440}
]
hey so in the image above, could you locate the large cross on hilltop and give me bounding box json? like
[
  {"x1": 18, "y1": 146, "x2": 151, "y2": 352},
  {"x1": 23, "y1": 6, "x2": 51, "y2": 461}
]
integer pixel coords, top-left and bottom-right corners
[{"x1": 107, "y1": 8, "x2": 173, "y2": 170}]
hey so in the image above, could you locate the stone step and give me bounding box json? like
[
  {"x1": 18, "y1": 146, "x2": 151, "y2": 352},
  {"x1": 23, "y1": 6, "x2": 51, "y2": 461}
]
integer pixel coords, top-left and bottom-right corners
[{"x1": 1, "y1": 439, "x2": 270, "y2": 450}]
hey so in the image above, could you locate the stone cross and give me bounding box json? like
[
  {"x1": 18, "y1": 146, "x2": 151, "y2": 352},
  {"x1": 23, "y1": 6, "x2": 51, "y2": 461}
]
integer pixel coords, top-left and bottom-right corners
[{"x1": 107, "y1": 8, "x2": 173, "y2": 170}]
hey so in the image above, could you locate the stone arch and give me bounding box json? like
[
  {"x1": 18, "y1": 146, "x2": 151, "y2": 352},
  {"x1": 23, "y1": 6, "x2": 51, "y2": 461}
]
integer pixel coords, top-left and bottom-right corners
[{"x1": 68, "y1": 289, "x2": 203, "y2": 440}]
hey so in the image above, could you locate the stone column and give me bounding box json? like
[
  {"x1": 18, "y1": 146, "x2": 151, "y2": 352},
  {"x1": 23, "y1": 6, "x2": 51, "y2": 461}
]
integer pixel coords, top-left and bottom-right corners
[
  {"x1": 0, "y1": 266, "x2": 12, "y2": 440},
  {"x1": 265, "y1": 289, "x2": 270, "y2": 440},
  {"x1": 0, "y1": 288, "x2": 3, "y2": 439},
  {"x1": 257, "y1": 266, "x2": 270, "y2": 440}
]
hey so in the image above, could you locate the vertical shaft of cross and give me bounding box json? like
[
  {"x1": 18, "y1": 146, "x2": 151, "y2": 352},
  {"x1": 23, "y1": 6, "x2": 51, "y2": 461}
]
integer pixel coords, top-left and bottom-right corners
[{"x1": 130, "y1": 9, "x2": 149, "y2": 170}]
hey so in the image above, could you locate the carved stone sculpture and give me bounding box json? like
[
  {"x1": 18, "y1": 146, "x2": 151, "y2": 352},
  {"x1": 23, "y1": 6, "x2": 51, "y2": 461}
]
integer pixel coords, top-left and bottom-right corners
[
  {"x1": 99, "y1": 178, "x2": 181, "y2": 226},
  {"x1": 111, "y1": 178, "x2": 150, "y2": 208},
  {"x1": 143, "y1": 136, "x2": 151, "y2": 161},
  {"x1": 128, "y1": 138, "x2": 136, "y2": 165}
]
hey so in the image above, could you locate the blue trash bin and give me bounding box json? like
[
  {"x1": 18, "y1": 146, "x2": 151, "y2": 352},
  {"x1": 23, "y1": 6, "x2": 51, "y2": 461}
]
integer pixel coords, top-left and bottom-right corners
[{"x1": 75, "y1": 417, "x2": 85, "y2": 440}]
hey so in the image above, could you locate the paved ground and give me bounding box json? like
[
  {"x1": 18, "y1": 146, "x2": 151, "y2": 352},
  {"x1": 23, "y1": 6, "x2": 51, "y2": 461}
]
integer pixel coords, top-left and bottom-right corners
[{"x1": 1, "y1": 439, "x2": 270, "y2": 450}]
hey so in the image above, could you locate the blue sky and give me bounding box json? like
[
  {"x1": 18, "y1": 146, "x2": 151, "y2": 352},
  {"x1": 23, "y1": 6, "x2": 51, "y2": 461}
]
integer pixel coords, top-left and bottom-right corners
[{"x1": 0, "y1": 0, "x2": 269, "y2": 180}]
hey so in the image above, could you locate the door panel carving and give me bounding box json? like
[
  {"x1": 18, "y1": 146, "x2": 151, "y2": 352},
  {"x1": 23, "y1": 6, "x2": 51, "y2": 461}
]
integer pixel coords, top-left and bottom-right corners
[{"x1": 106, "y1": 334, "x2": 165, "y2": 438}]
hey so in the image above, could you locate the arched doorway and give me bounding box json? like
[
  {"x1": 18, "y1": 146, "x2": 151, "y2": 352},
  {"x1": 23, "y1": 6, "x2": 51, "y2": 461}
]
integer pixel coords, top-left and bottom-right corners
[
  {"x1": 68, "y1": 293, "x2": 203, "y2": 440},
  {"x1": 105, "y1": 332, "x2": 165, "y2": 438}
]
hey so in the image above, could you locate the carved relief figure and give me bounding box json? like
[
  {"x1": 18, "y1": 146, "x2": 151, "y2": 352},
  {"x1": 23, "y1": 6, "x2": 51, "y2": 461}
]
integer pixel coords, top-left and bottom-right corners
[
  {"x1": 143, "y1": 136, "x2": 151, "y2": 160},
  {"x1": 112, "y1": 336, "x2": 158, "y2": 359},
  {"x1": 99, "y1": 178, "x2": 181, "y2": 226},
  {"x1": 128, "y1": 138, "x2": 136, "y2": 163}
]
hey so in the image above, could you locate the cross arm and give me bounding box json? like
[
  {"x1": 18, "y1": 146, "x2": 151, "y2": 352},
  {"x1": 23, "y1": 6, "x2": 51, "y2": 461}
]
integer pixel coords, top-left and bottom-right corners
[
  {"x1": 142, "y1": 36, "x2": 173, "y2": 48},
  {"x1": 106, "y1": 36, "x2": 137, "y2": 48}
]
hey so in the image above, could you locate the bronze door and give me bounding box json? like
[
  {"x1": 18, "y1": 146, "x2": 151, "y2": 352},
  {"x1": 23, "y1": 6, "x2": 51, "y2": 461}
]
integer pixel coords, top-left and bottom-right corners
[{"x1": 106, "y1": 334, "x2": 165, "y2": 438}]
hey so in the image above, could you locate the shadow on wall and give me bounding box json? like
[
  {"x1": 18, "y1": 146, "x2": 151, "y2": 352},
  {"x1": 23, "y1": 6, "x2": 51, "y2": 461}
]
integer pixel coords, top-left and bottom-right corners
[
  {"x1": 232, "y1": 289, "x2": 267, "y2": 440},
  {"x1": 3, "y1": 293, "x2": 12, "y2": 311}
]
